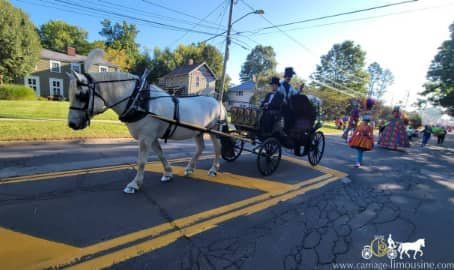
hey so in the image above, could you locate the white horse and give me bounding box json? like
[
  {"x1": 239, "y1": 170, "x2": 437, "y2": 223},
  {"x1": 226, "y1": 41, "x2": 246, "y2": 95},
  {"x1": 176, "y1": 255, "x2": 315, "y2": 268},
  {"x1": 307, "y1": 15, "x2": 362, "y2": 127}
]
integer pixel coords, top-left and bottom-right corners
[
  {"x1": 398, "y1": 238, "x2": 425, "y2": 259},
  {"x1": 67, "y1": 50, "x2": 226, "y2": 194}
]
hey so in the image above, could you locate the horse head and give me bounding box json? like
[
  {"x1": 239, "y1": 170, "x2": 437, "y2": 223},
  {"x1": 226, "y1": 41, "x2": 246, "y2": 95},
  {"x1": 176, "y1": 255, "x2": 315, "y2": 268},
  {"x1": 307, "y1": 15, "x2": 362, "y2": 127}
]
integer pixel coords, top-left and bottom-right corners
[
  {"x1": 419, "y1": 238, "x2": 425, "y2": 247},
  {"x1": 66, "y1": 70, "x2": 105, "y2": 130}
]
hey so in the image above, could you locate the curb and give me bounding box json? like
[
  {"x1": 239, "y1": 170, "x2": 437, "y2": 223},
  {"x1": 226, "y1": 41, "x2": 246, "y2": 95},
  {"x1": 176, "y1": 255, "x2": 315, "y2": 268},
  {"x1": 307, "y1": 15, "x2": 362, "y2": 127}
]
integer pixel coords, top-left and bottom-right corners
[{"x1": 0, "y1": 137, "x2": 136, "y2": 147}]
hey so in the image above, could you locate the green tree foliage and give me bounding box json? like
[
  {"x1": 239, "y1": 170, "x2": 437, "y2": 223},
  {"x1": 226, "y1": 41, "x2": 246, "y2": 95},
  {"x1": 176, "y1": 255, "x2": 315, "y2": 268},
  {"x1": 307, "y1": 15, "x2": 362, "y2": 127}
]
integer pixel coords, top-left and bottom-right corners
[
  {"x1": 311, "y1": 40, "x2": 369, "y2": 96},
  {"x1": 367, "y1": 62, "x2": 394, "y2": 99},
  {"x1": 38, "y1": 20, "x2": 91, "y2": 55},
  {"x1": 422, "y1": 22, "x2": 454, "y2": 116},
  {"x1": 139, "y1": 43, "x2": 224, "y2": 90},
  {"x1": 239, "y1": 45, "x2": 277, "y2": 82},
  {"x1": 99, "y1": 19, "x2": 140, "y2": 70},
  {"x1": 0, "y1": 0, "x2": 41, "y2": 83}
]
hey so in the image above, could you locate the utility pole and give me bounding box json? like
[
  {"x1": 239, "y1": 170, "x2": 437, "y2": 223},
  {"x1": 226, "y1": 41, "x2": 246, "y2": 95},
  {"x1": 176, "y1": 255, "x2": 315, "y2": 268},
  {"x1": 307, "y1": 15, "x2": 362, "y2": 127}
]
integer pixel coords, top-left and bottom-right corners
[{"x1": 218, "y1": 0, "x2": 234, "y2": 102}]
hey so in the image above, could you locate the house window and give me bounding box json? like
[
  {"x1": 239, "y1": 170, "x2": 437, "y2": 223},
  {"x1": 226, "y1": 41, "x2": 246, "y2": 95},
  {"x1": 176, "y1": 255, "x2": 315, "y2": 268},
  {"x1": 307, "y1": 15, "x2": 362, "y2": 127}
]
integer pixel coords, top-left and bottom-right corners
[
  {"x1": 49, "y1": 78, "x2": 63, "y2": 97},
  {"x1": 24, "y1": 76, "x2": 40, "y2": 96},
  {"x1": 99, "y1": 65, "x2": 108, "y2": 72},
  {"x1": 236, "y1": 90, "x2": 244, "y2": 96},
  {"x1": 71, "y1": 63, "x2": 81, "y2": 73},
  {"x1": 196, "y1": 76, "x2": 200, "y2": 88},
  {"x1": 49, "y1": 60, "x2": 61, "y2": 73}
]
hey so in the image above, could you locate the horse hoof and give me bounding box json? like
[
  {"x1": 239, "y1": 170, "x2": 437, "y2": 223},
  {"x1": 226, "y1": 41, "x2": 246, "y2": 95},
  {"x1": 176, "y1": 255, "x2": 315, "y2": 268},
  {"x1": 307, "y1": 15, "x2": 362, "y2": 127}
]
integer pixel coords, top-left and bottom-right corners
[
  {"x1": 123, "y1": 186, "x2": 138, "y2": 194},
  {"x1": 208, "y1": 170, "x2": 217, "y2": 177},
  {"x1": 161, "y1": 175, "x2": 172, "y2": 182},
  {"x1": 184, "y1": 170, "x2": 193, "y2": 177}
]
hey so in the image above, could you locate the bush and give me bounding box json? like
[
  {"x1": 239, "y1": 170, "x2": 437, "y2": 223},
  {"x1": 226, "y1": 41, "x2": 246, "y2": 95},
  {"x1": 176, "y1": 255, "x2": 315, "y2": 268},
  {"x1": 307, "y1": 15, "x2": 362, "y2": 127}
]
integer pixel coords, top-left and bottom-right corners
[{"x1": 0, "y1": 84, "x2": 37, "y2": 100}]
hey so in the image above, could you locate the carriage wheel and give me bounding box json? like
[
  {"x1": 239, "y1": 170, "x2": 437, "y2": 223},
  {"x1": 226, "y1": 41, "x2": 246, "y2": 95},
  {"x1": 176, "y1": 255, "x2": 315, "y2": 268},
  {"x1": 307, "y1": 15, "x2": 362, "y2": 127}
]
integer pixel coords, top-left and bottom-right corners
[
  {"x1": 308, "y1": 131, "x2": 325, "y2": 166},
  {"x1": 221, "y1": 137, "x2": 244, "y2": 162},
  {"x1": 256, "y1": 137, "x2": 281, "y2": 176}
]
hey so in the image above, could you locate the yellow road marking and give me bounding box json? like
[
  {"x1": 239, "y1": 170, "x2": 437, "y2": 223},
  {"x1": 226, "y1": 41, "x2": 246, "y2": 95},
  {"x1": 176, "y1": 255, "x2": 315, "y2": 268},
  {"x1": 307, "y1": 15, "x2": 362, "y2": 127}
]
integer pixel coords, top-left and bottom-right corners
[
  {"x1": 144, "y1": 163, "x2": 293, "y2": 192},
  {"x1": 0, "y1": 227, "x2": 78, "y2": 270},
  {"x1": 0, "y1": 154, "x2": 347, "y2": 270},
  {"x1": 65, "y1": 175, "x2": 341, "y2": 270}
]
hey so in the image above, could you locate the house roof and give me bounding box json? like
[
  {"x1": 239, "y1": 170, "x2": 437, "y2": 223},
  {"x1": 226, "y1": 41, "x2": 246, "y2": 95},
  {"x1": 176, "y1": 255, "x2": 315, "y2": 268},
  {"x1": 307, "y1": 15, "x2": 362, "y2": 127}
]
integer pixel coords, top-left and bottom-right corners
[
  {"x1": 40, "y1": 48, "x2": 117, "y2": 67},
  {"x1": 228, "y1": 81, "x2": 256, "y2": 92},
  {"x1": 161, "y1": 62, "x2": 216, "y2": 79}
]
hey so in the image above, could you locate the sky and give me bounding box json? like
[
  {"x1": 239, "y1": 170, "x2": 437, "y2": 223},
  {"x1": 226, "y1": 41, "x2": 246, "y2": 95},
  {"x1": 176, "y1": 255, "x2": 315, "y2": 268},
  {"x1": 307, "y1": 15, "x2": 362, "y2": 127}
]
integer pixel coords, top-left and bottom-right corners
[{"x1": 11, "y1": 0, "x2": 454, "y2": 114}]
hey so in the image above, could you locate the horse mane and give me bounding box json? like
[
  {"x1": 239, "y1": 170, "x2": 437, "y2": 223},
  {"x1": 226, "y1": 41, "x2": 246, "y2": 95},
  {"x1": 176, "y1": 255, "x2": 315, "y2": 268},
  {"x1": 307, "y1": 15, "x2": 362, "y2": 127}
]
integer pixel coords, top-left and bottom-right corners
[{"x1": 88, "y1": 71, "x2": 138, "y2": 82}]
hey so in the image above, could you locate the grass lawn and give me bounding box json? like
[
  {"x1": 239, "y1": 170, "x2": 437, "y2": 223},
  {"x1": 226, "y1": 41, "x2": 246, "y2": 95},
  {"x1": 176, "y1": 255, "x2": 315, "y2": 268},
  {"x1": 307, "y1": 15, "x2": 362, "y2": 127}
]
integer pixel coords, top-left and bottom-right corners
[
  {"x1": 0, "y1": 120, "x2": 130, "y2": 141},
  {"x1": 0, "y1": 100, "x2": 341, "y2": 141},
  {"x1": 0, "y1": 100, "x2": 118, "y2": 120}
]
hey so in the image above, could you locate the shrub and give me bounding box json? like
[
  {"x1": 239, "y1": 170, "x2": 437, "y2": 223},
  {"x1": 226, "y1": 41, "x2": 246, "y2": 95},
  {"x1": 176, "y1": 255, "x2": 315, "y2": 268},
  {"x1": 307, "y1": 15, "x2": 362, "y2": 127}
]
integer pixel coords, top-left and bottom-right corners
[{"x1": 0, "y1": 84, "x2": 37, "y2": 100}]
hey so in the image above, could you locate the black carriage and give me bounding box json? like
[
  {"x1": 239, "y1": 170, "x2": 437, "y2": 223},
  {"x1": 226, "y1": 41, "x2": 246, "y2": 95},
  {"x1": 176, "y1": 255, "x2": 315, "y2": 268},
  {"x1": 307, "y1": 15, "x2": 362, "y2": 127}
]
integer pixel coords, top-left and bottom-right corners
[{"x1": 221, "y1": 95, "x2": 325, "y2": 176}]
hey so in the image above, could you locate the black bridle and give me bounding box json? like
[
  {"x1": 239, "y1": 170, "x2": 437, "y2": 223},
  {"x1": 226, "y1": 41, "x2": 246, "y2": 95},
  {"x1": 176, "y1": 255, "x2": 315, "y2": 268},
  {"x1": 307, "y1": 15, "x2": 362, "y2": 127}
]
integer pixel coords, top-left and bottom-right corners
[{"x1": 69, "y1": 73, "x2": 139, "y2": 124}]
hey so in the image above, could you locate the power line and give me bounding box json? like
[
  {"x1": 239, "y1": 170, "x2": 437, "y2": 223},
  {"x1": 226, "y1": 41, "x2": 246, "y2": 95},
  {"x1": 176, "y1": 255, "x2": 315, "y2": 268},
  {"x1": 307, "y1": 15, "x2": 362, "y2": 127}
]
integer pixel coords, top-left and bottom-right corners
[
  {"x1": 141, "y1": 0, "x2": 219, "y2": 25},
  {"x1": 50, "y1": 0, "x2": 219, "y2": 35},
  {"x1": 167, "y1": 0, "x2": 227, "y2": 48},
  {"x1": 241, "y1": 0, "x2": 365, "y2": 96},
  {"x1": 97, "y1": 0, "x2": 223, "y2": 31},
  {"x1": 247, "y1": 0, "x2": 419, "y2": 34},
  {"x1": 244, "y1": 1, "x2": 454, "y2": 36}
]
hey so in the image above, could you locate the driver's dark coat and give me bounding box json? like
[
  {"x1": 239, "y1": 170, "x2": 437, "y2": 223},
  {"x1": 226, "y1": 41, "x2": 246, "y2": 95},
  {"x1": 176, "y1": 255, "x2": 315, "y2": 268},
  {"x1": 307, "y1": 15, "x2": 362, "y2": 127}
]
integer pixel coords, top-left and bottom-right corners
[{"x1": 261, "y1": 91, "x2": 284, "y2": 110}]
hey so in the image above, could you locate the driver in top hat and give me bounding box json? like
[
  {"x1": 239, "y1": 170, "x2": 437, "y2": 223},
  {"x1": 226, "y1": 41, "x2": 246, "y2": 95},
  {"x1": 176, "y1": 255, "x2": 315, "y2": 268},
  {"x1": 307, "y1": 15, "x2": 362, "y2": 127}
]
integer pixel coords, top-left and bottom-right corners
[
  {"x1": 278, "y1": 67, "x2": 298, "y2": 102},
  {"x1": 279, "y1": 67, "x2": 298, "y2": 131}
]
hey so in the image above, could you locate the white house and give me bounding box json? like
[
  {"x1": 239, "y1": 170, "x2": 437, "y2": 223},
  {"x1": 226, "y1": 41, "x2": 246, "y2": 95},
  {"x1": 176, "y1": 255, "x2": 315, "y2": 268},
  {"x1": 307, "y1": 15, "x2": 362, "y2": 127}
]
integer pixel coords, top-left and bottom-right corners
[{"x1": 227, "y1": 80, "x2": 256, "y2": 108}]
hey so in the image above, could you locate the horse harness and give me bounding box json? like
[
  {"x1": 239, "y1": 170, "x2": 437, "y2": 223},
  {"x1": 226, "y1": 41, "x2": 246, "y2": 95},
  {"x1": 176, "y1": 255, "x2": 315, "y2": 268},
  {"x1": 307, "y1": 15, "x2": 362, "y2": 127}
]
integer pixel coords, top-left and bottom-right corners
[{"x1": 70, "y1": 71, "x2": 181, "y2": 142}]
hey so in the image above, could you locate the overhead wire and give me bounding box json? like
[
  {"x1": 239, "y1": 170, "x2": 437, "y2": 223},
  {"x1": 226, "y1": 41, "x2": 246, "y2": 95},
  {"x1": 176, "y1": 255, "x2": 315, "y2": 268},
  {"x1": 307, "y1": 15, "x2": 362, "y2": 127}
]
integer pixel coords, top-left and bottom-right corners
[
  {"x1": 166, "y1": 0, "x2": 227, "y2": 48},
  {"x1": 50, "y1": 0, "x2": 219, "y2": 35},
  {"x1": 241, "y1": 0, "x2": 367, "y2": 97}
]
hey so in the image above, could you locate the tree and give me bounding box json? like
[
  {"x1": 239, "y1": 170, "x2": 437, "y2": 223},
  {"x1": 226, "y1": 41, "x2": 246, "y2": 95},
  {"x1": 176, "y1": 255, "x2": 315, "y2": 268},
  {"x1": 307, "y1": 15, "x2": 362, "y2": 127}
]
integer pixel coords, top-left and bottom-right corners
[
  {"x1": 38, "y1": 20, "x2": 91, "y2": 55},
  {"x1": 239, "y1": 45, "x2": 277, "y2": 82},
  {"x1": 311, "y1": 40, "x2": 368, "y2": 96},
  {"x1": 421, "y1": 22, "x2": 454, "y2": 116},
  {"x1": 104, "y1": 48, "x2": 130, "y2": 71},
  {"x1": 367, "y1": 62, "x2": 394, "y2": 99},
  {"x1": 99, "y1": 19, "x2": 140, "y2": 70},
  {"x1": 0, "y1": 0, "x2": 41, "y2": 83}
]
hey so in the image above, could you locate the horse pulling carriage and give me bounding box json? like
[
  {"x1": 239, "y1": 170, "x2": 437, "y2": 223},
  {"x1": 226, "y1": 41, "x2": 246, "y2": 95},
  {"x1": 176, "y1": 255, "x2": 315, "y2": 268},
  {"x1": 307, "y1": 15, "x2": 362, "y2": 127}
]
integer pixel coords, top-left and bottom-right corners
[
  {"x1": 220, "y1": 95, "x2": 325, "y2": 176},
  {"x1": 67, "y1": 49, "x2": 325, "y2": 193}
]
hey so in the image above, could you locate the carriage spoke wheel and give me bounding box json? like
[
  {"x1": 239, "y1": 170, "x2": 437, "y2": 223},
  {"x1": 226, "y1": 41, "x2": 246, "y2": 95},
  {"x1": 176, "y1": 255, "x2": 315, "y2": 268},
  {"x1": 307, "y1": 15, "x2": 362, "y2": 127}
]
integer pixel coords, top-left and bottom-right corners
[
  {"x1": 308, "y1": 131, "x2": 325, "y2": 166},
  {"x1": 256, "y1": 137, "x2": 281, "y2": 176},
  {"x1": 221, "y1": 137, "x2": 244, "y2": 162}
]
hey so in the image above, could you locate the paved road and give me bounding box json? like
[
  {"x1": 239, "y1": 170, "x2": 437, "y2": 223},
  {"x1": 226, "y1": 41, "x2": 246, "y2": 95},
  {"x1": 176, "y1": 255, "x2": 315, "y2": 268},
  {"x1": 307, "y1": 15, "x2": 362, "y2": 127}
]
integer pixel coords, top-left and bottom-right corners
[{"x1": 0, "y1": 134, "x2": 453, "y2": 270}]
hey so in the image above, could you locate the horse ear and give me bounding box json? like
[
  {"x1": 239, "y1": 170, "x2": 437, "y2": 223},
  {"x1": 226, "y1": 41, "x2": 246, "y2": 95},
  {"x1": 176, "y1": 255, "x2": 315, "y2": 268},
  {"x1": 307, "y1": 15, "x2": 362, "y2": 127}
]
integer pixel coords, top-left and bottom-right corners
[
  {"x1": 66, "y1": 72, "x2": 75, "y2": 80},
  {"x1": 71, "y1": 70, "x2": 84, "y2": 82}
]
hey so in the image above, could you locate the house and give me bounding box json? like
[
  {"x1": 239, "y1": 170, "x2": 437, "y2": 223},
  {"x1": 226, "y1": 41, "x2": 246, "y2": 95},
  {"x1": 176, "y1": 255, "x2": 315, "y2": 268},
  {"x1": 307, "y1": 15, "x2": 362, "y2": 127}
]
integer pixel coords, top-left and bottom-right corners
[
  {"x1": 19, "y1": 47, "x2": 118, "y2": 99},
  {"x1": 227, "y1": 80, "x2": 256, "y2": 108},
  {"x1": 158, "y1": 59, "x2": 216, "y2": 96}
]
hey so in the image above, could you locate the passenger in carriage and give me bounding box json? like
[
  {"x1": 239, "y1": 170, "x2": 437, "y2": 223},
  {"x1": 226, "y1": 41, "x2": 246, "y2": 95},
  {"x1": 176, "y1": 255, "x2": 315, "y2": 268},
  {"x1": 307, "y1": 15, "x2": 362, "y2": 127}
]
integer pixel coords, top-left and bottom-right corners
[
  {"x1": 260, "y1": 77, "x2": 284, "y2": 134},
  {"x1": 279, "y1": 67, "x2": 299, "y2": 131},
  {"x1": 291, "y1": 83, "x2": 316, "y2": 156}
]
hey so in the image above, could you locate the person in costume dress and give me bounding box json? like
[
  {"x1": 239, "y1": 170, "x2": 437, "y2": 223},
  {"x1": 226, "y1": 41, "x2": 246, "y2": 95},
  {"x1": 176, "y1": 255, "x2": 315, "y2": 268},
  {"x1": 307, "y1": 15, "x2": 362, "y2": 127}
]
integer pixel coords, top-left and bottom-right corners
[
  {"x1": 349, "y1": 115, "x2": 374, "y2": 167},
  {"x1": 342, "y1": 101, "x2": 360, "y2": 141},
  {"x1": 378, "y1": 106, "x2": 410, "y2": 149}
]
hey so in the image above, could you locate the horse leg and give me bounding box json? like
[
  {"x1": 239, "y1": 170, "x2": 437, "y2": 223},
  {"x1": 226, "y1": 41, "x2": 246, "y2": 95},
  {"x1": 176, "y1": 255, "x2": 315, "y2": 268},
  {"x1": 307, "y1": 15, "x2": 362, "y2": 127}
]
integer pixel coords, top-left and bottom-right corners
[
  {"x1": 124, "y1": 138, "x2": 151, "y2": 194},
  {"x1": 405, "y1": 250, "x2": 410, "y2": 259},
  {"x1": 151, "y1": 139, "x2": 173, "y2": 182},
  {"x1": 184, "y1": 133, "x2": 204, "y2": 176},
  {"x1": 208, "y1": 133, "x2": 221, "y2": 176}
]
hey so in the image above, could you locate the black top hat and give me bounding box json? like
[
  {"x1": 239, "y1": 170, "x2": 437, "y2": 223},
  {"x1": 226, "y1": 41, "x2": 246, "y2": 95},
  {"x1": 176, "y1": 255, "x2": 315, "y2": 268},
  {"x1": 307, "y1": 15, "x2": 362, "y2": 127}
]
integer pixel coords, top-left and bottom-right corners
[
  {"x1": 284, "y1": 67, "x2": 295, "y2": 78},
  {"x1": 269, "y1": 77, "x2": 280, "y2": 86}
]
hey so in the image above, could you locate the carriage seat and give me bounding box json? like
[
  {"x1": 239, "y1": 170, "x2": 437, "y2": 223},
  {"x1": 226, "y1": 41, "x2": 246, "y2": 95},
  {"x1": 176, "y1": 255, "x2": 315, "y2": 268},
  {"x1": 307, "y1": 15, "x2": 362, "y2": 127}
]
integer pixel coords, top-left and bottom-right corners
[{"x1": 290, "y1": 94, "x2": 316, "y2": 131}]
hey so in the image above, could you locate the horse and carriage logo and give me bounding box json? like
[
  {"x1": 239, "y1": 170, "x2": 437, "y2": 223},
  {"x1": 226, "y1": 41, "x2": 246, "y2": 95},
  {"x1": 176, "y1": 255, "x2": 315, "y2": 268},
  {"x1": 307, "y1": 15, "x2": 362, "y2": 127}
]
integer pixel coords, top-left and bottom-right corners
[{"x1": 362, "y1": 234, "x2": 425, "y2": 260}]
